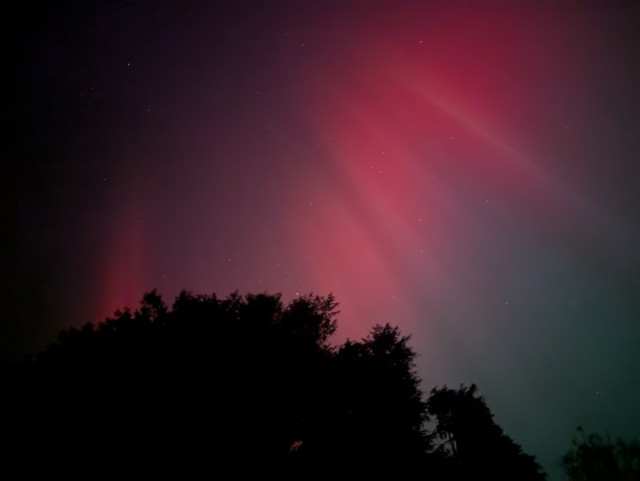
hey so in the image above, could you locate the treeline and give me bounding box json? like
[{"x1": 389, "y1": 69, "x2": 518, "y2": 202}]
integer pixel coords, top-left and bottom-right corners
[{"x1": 2, "y1": 291, "x2": 635, "y2": 478}]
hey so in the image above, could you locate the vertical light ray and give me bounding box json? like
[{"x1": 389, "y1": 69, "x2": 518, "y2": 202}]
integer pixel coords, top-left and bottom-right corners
[{"x1": 98, "y1": 195, "x2": 148, "y2": 319}]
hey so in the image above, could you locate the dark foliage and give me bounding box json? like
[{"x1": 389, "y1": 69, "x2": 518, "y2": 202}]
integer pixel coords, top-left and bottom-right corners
[
  {"x1": 2, "y1": 291, "x2": 425, "y2": 476},
  {"x1": 561, "y1": 427, "x2": 640, "y2": 481},
  {"x1": 427, "y1": 384, "x2": 547, "y2": 481},
  {"x1": 2, "y1": 290, "x2": 547, "y2": 479}
]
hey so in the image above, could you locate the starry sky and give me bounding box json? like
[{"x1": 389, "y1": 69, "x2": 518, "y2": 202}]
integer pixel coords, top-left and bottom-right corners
[{"x1": 3, "y1": 1, "x2": 639, "y2": 478}]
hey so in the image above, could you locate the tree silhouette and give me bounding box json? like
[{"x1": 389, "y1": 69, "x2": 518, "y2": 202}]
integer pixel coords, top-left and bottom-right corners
[
  {"x1": 2, "y1": 289, "x2": 549, "y2": 478},
  {"x1": 561, "y1": 427, "x2": 640, "y2": 481},
  {"x1": 427, "y1": 384, "x2": 547, "y2": 481},
  {"x1": 305, "y1": 323, "x2": 430, "y2": 472},
  {"x1": 2, "y1": 291, "x2": 426, "y2": 476}
]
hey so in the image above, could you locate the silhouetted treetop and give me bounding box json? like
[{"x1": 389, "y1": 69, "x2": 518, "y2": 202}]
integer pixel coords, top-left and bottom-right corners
[
  {"x1": 2, "y1": 289, "x2": 548, "y2": 479},
  {"x1": 561, "y1": 427, "x2": 640, "y2": 481},
  {"x1": 427, "y1": 384, "x2": 547, "y2": 481},
  {"x1": 280, "y1": 293, "x2": 338, "y2": 346},
  {"x1": 4, "y1": 291, "x2": 424, "y2": 472}
]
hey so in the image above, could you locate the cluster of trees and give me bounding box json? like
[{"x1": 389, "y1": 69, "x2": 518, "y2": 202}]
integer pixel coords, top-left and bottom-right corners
[{"x1": 3, "y1": 290, "x2": 635, "y2": 478}]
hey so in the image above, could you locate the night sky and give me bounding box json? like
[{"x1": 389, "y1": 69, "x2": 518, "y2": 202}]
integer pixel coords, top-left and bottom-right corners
[{"x1": 3, "y1": 1, "x2": 639, "y2": 478}]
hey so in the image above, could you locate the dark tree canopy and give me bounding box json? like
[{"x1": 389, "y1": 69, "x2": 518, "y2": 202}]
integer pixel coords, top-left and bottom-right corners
[
  {"x1": 561, "y1": 427, "x2": 640, "y2": 481},
  {"x1": 3, "y1": 290, "x2": 548, "y2": 479},
  {"x1": 427, "y1": 384, "x2": 547, "y2": 481},
  {"x1": 3, "y1": 291, "x2": 425, "y2": 476}
]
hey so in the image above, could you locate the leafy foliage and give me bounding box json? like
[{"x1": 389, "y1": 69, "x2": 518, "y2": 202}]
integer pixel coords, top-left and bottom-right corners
[
  {"x1": 3, "y1": 291, "x2": 423, "y2": 474},
  {"x1": 561, "y1": 427, "x2": 640, "y2": 481},
  {"x1": 3, "y1": 290, "x2": 549, "y2": 478},
  {"x1": 427, "y1": 384, "x2": 547, "y2": 481}
]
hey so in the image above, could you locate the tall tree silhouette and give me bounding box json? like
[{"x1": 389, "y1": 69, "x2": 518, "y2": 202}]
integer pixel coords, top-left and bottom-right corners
[
  {"x1": 427, "y1": 384, "x2": 546, "y2": 481},
  {"x1": 304, "y1": 323, "x2": 430, "y2": 473}
]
